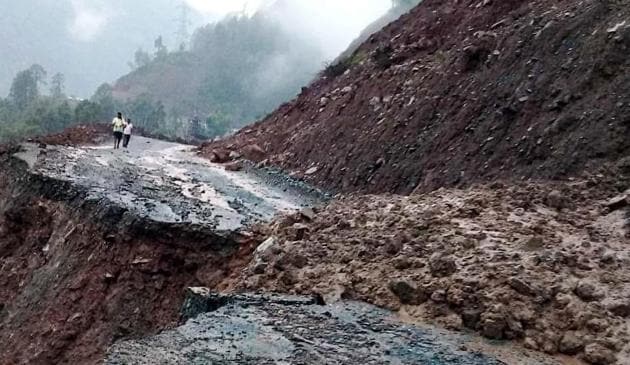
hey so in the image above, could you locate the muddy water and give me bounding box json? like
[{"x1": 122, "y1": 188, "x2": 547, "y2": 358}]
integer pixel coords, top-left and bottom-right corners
[{"x1": 15, "y1": 137, "x2": 324, "y2": 232}]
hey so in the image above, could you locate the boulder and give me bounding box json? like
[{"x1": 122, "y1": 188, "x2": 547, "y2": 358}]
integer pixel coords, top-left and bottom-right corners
[
  {"x1": 558, "y1": 332, "x2": 584, "y2": 355},
  {"x1": 583, "y1": 343, "x2": 616, "y2": 365},
  {"x1": 242, "y1": 144, "x2": 266, "y2": 161},
  {"x1": 388, "y1": 280, "x2": 428, "y2": 305},
  {"x1": 574, "y1": 280, "x2": 604, "y2": 302},
  {"x1": 429, "y1": 253, "x2": 457, "y2": 277}
]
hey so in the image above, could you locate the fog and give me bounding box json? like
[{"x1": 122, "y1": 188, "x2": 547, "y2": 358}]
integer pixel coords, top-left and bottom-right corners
[{"x1": 0, "y1": 0, "x2": 392, "y2": 98}]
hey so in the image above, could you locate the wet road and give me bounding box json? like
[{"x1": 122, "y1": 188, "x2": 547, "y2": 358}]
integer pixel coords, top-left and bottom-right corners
[
  {"x1": 15, "y1": 137, "x2": 323, "y2": 232},
  {"x1": 107, "y1": 292, "x2": 560, "y2": 365}
]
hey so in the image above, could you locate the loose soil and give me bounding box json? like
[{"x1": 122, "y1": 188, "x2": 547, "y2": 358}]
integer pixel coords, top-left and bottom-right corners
[
  {"x1": 229, "y1": 168, "x2": 630, "y2": 364},
  {"x1": 203, "y1": 0, "x2": 630, "y2": 195}
]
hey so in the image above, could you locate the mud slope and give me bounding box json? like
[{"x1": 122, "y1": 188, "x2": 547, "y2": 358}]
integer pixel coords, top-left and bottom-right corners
[
  {"x1": 204, "y1": 0, "x2": 630, "y2": 194},
  {"x1": 0, "y1": 140, "x2": 320, "y2": 364},
  {"x1": 231, "y1": 169, "x2": 630, "y2": 364}
]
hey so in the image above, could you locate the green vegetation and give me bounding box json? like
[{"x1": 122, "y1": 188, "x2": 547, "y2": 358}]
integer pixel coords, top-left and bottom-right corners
[
  {"x1": 0, "y1": 64, "x2": 91, "y2": 142},
  {"x1": 113, "y1": 13, "x2": 323, "y2": 140}
]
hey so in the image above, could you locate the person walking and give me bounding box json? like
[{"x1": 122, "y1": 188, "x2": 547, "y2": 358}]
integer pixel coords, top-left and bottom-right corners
[
  {"x1": 112, "y1": 112, "x2": 126, "y2": 149},
  {"x1": 123, "y1": 119, "x2": 134, "y2": 148}
]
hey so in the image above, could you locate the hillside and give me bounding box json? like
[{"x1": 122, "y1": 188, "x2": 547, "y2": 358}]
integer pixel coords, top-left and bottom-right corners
[{"x1": 204, "y1": 0, "x2": 630, "y2": 195}]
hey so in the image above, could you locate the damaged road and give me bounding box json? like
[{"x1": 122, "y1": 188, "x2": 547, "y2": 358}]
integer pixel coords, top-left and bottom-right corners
[
  {"x1": 15, "y1": 137, "x2": 324, "y2": 233},
  {"x1": 107, "y1": 290, "x2": 522, "y2": 365}
]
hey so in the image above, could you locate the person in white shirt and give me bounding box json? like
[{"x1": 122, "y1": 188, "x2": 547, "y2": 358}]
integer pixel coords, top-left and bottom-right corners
[
  {"x1": 111, "y1": 112, "x2": 126, "y2": 149},
  {"x1": 123, "y1": 119, "x2": 134, "y2": 148}
]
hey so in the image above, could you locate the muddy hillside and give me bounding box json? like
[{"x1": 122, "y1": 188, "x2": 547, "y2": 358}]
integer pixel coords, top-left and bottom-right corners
[
  {"x1": 203, "y1": 0, "x2": 630, "y2": 194},
  {"x1": 0, "y1": 137, "x2": 322, "y2": 364}
]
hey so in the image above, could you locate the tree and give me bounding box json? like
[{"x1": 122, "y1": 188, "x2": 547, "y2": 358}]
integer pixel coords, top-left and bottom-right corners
[
  {"x1": 8, "y1": 64, "x2": 46, "y2": 109},
  {"x1": 154, "y1": 36, "x2": 168, "y2": 59},
  {"x1": 91, "y1": 83, "x2": 116, "y2": 120},
  {"x1": 131, "y1": 48, "x2": 152, "y2": 69},
  {"x1": 50, "y1": 73, "x2": 65, "y2": 99},
  {"x1": 74, "y1": 100, "x2": 102, "y2": 124}
]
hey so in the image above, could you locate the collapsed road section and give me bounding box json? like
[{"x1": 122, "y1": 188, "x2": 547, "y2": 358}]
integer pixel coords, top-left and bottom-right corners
[
  {"x1": 0, "y1": 140, "x2": 323, "y2": 364},
  {"x1": 106, "y1": 290, "x2": 516, "y2": 365}
]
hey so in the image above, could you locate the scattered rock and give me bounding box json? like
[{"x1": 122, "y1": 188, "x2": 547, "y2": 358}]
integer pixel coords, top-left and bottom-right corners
[
  {"x1": 604, "y1": 193, "x2": 628, "y2": 211},
  {"x1": 242, "y1": 144, "x2": 266, "y2": 161},
  {"x1": 574, "y1": 280, "x2": 604, "y2": 302},
  {"x1": 224, "y1": 161, "x2": 243, "y2": 172},
  {"x1": 429, "y1": 253, "x2": 457, "y2": 277},
  {"x1": 508, "y1": 277, "x2": 538, "y2": 296},
  {"x1": 305, "y1": 167, "x2": 318, "y2": 175},
  {"x1": 607, "y1": 301, "x2": 630, "y2": 317},
  {"x1": 545, "y1": 190, "x2": 566, "y2": 209},
  {"x1": 583, "y1": 343, "x2": 616, "y2": 365},
  {"x1": 558, "y1": 332, "x2": 584, "y2": 355},
  {"x1": 388, "y1": 280, "x2": 428, "y2": 305}
]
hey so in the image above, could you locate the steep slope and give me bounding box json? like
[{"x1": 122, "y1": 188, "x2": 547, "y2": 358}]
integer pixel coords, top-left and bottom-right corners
[{"x1": 204, "y1": 0, "x2": 630, "y2": 195}]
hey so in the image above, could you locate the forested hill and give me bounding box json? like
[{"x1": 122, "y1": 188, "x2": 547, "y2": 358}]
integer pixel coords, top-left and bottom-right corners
[
  {"x1": 110, "y1": 0, "x2": 421, "y2": 140},
  {"x1": 112, "y1": 13, "x2": 323, "y2": 139}
]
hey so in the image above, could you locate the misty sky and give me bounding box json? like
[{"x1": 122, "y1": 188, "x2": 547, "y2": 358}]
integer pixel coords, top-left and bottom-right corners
[{"x1": 0, "y1": 0, "x2": 391, "y2": 98}]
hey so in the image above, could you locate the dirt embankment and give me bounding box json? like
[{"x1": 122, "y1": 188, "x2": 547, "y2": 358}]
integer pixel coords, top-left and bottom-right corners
[
  {"x1": 229, "y1": 165, "x2": 630, "y2": 365},
  {"x1": 203, "y1": 0, "x2": 630, "y2": 195},
  {"x1": 0, "y1": 148, "x2": 258, "y2": 364}
]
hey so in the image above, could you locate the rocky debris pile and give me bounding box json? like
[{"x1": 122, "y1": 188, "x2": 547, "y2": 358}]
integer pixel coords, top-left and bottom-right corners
[
  {"x1": 202, "y1": 0, "x2": 630, "y2": 195},
  {"x1": 32, "y1": 124, "x2": 110, "y2": 146},
  {"x1": 231, "y1": 173, "x2": 630, "y2": 364},
  {"x1": 106, "y1": 290, "x2": 512, "y2": 365}
]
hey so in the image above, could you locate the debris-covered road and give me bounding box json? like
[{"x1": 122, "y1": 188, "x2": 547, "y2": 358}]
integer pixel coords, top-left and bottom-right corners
[{"x1": 15, "y1": 137, "x2": 324, "y2": 232}]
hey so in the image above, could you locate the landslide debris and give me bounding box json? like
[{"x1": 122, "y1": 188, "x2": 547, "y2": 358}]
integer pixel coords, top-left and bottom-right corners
[
  {"x1": 32, "y1": 124, "x2": 110, "y2": 146},
  {"x1": 230, "y1": 170, "x2": 630, "y2": 364},
  {"x1": 106, "y1": 290, "x2": 509, "y2": 365},
  {"x1": 0, "y1": 137, "x2": 320, "y2": 364},
  {"x1": 202, "y1": 0, "x2": 630, "y2": 195}
]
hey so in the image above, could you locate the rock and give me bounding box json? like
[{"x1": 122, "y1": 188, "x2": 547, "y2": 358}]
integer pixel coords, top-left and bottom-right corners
[
  {"x1": 607, "y1": 301, "x2": 630, "y2": 317},
  {"x1": 607, "y1": 20, "x2": 627, "y2": 33},
  {"x1": 574, "y1": 280, "x2": 604, "y2": 302},
  {"x1": 388, "y1": 280, "x2": 428, "y2": 305},
  {"x1": 430, "y1": 289, "x2": 446, "y2": 303},
  {"x1": 583, "y1": 343, "x2": 616, "y2": 365},
  {"x1": 305, "y1": 167, "x2": 318, "y2": 175},
  {"x1": 604, "y1": 194, "x2": 628, "y2": 211},
  {"x1": 545, "y1": 190, "x2": 566, "y2": 209},
  {"x1": 429, "y1": 253, "x2": 457, "y2": 277},
  {"x1": 480, "y1": 315, "x2": 505, "y2": 339},
  {"x1": 461, "y1": 309, "x2": 482, "y2": 329},
  {"x1": 228, "y1": 151, "x2": 241, "y2": 160},
  {"x1": 255, "y1": 237, "x2": 278, "y2": 263},
  {"x1": 224, "y1": 161, "x2": 243, "y2": 172},
  {"x1": 210, "y1": 149, "x2": 230, "y2": 163},
  {"x1": 299, "y1": 207, "x2": 316, "y2": 221},
  {"x1": 251, "y1": 262, "x2": 268, "y2": 275},
  {"x1": 558, "y1": 332, "x2": 584, "y2": 355},
  {"x1": 290, "y1": 223, "x2": 310, "y2": 240},
  {"x1": 508, "y1": 277, "x2": 538, "y2": 296},
  {"x1": 242, "y1": 144, "x2": 266, "y2": 161},
  {"x1": 341, "y1": 86, "x2": 353, "y2": 94},
  {"x1": 522, "y1": 236, "x2": 545, "y2": 251},
  {"x1": 319, "y1": 97, "x2": 330, "y2": 107}
]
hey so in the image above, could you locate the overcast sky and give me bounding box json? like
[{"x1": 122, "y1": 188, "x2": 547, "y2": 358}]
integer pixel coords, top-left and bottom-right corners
[{"x1": 0, "y1": 0, "x2": 392, "y2": 96}]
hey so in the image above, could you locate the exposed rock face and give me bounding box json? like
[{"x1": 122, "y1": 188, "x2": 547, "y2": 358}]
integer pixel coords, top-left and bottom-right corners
[
  {"x1": 106, "y1": 291, "x2": 508, "y2": 365},
  {"x1": 203, "y1": 0, "x2": 630, "y2": 195}
]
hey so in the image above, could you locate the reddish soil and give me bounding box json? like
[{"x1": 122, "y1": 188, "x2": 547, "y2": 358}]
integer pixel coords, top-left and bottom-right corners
[
  {"x1": 0, "y1": 152, "x2": 259, "y2": 365},
  {"x1": 32, "y1": 124, "x2": 110, "y2": 146},
  {"x1": 230, "y1": 167, "x2": 630, "y2": 364},
  {"x1": 203, "y1": 0, "x2": 630, "y2": 195}
]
